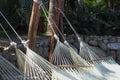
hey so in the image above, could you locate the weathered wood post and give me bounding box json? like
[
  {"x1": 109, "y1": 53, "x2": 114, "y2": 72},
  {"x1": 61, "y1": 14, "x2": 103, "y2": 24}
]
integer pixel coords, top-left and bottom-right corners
[
  {"x1": 28, "y1": 0, "x2": 40, "y2": 50},
  {"x1": 54, "y1": 0, "x2": 64, "y2": 42},
  {"x1": 47, "y1": 0, "x2": 56, "y2": 62},
  {"x1": 48, "y1": 0, "x2": 64, "y2": 61}
]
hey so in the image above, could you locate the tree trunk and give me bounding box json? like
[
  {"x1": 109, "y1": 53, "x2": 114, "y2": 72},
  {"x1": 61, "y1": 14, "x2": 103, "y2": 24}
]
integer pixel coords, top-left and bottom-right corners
[
  {"x1": 54, "y1": 0, "x2": 64, "y2": 42},
  {"x1": 28, "y1": 2, "x2": 40, "y2": 50},
  {"x1": 48, "y1": 0, "x2": 65, "y2": 61},
  {"x1": 48, "y1": 0, "x2": 56, "y2": 62},
  {"x1": 45, "y1": 0, "x2": 55, "y2": 36}
]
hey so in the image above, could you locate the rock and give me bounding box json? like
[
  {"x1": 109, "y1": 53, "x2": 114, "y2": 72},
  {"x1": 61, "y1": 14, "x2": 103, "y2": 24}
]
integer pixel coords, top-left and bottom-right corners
[
  {"x1": 116, "y1": 49, "x2": 120, "y2": 61},
  {"x1": 89, "y1": 40, "x2": 98, "y2": 46},
  {"x1": 91, "y1": 46, "x2": 106, "y2": 57},
  {"x1": 99, "y1": 42, "x2": 107, "y2": 51},
  {"x1": 93, "y1": 36, "x2": 99, "y2": 40},
  {"x1": 99, "y1": 36, "x2": 104, "y2": 41},
  {"x1": 103, "y1": 39, "x2": 108, "y2": 44},
  {"x1": 39, "y1": 41, "x2": 44, "y2": 46},
  {"x1": 67, "y1": 39, "x2": 74, "y2": 44},
  {"x1": 43, "y1": 47, "x2": 49, "y2": 57},
  {"x1": 10, "y1": 53, "x2": 16, "y2": 61},
  {"x1": 74, "y1": 42, "x2": 79, "y2": 49},
  {"x1": 117, "y1": 37, "x2": 120, "y2": 42},
  {"x1": 68, "y1": 34, "x2": 75, "y2": 39},
  {"x1": 44, "y1": 39, "x2": 50, "y2": 46},
  {"x1": 97, "y1": 37, "x2": 103, "y2": 41},
  {"x1": 38, "y1": 46, "x2": 44, "y2": 54},
  {"x1": 85, "y1": 37, "x2": 90, "y2": 43},
  {"x1": 109, "y1": 37, "x2": 116, "y2": 42},
  {"x1": 107, "y1": 43, "x2": 120, "y2": 50}
]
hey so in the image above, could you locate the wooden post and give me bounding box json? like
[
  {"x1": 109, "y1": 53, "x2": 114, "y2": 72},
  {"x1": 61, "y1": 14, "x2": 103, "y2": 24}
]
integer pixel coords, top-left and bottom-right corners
[
  {"x1": 54, "y1": 0, "x2": 64, "y2": 42},
  {"x1": 48, "y1": 0, "x2": 65, "y2": 61},
  {"x1": 28, "y1": 1, "x2": 40, "y2": 50},
  {"x1": 47, "y1": 0, "x2": 56, "y2": 62}
]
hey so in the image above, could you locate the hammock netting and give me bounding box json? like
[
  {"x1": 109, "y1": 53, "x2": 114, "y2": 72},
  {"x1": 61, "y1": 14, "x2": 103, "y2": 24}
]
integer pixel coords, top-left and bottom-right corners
[
  {"x1": 0, "y1": 54, "x2": 30, "y2": 80},
  {"x1": 79, "y1": 41, "x2": 120, "y2": 80},
  {"x1": 16, "y1": 46, "x2": 78, "y2": 80},
  {"x1": 60, "y1": 7, "x2": 120, "y2": 80},
  {"x1": 0, "y1": 0, "x2": 120, "y2": 80}
]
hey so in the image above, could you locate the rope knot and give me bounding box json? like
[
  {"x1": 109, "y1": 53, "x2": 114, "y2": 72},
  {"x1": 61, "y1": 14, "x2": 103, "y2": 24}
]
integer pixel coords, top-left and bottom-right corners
[
  {"x1": 21, "y1": 40, "x2": 29, "y2": 47},
  {"x1": 10, "y1": 42, "x2": 17, "y2": 48},
  {"x1": 64, "y1": 40, "x2": 69, "y2": 46},
  {"x1": 54, "y1": 34, "x2": 59, "y2": 40},
  {"x1": 33, "y1": 0, "x2": 41, "y2": 4},
  {"x1": 78, "y1": 37, "x2": 81, "y2": 41}
]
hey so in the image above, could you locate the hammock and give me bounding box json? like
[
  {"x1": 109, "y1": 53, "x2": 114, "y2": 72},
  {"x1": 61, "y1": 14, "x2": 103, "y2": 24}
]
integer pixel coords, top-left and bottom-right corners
[
  {"x1": 0, "y1": 53, "x2": 30, "y2": 80},
  {"x1": 38, "y1": 1, "x2": 107, "y2": 80},
  {"x1": 51, "y1": 37, "x2": 106, "y2": 80},
  {"x1": 1, "y1": 1, "x2": 119, "y2": 79},
  {"x1": 59, "y1": 10, "x2": 120, "y2": 80},
  {"x1": 80, "y1": 41, "x2": 120, "y2": 80},
  {"x1": 0, "y1": 24, "x2": 32, "y2": 80},
  {"x1": 0, "y1": 12, "x2": 78, "y2": 80},
  {"x1": 16, "y1": 45, "x2": 78, "y2": 80}
]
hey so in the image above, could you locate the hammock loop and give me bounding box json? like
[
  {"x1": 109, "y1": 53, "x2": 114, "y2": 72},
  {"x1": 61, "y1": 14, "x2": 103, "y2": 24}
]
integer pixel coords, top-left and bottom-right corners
[
  {"x1": 78, "y1": 37, "x2": 82, "y2": 42},
  {"x1": 54, "y1": 34, "x2": 59, "y2": 40},
  {"x1": 33, "y1": 0, "x2": 40, "y2": 4},
  {"x1": 21, "y1": 40, "x2": 29, "y2": 47},
  {"x1": 10, "y1": 41, "x2": 17, "y2": 48},
  {"x1": 64, "y1": 40, "x2": 69, "y2": 46}
]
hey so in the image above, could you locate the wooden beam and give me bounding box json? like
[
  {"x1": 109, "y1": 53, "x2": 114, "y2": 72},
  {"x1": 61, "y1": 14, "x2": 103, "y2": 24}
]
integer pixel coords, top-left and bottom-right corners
[{"x1": 28, "y1": 2, "x2": 40, "y2": 50}]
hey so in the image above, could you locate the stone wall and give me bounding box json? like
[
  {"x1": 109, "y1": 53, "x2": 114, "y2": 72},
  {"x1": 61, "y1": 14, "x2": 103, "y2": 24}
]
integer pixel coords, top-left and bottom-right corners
[
  {"x1": 1, "y1": 35, "x2": 120, "y2": 65},
  {"x1": 66, "y1": 35, "x2": 120, "y2": 64}
]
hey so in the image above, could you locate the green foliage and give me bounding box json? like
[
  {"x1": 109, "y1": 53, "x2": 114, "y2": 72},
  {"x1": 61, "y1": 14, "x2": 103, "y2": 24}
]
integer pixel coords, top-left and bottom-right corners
[{"x1": 64, "y1": 0, "x2": 120, "y2": 35}]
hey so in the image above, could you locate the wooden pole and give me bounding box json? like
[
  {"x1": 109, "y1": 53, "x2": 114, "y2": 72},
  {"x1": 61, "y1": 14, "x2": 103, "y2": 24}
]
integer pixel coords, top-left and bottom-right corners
[
  {"x1": 54, "y1": 0, "x2": 64, "y2": 42},
  {"x1": 48, "y1": 0, "x2": 56, "y2": 62},
  {"x1": 28, "y1": 1, "x2": 40, "y2": 50},
  {"x1": 49, "y1": 0, "x2": 65, "y2": 61}
]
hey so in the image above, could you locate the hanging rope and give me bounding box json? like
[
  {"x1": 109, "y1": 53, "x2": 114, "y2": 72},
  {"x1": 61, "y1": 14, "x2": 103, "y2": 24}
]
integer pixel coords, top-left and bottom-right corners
[
  {"x1": 55, "y1": 7, "x2": 81, "y2": 40},
  {"x1": 0, "y1": 11, "x2": 23, "y2": 41},
  {"x1": 0, "y1": 23, "x2": 12, "y2": 42}
]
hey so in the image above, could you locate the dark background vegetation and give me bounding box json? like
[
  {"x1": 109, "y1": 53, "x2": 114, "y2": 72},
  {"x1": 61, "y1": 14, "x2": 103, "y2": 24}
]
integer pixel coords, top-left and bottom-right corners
[{"x1": 0, "y1": 0, "x2": 120, "y2": 36}]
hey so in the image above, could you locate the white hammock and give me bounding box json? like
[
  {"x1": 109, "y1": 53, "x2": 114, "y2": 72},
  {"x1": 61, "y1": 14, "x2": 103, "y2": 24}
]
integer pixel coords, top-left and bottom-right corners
[
  {"x1": 58, "y1": 10, "x2": 120, "y2": 80},
  {"x1": 16, "y1": 46, "x2": 78, "y2": 80},
  {"x1": 0, "y1": 54, "x2": 29, "y2": 80},
  {"x1": 51, "y1": 38, "x2": 106, "y2": 80}
]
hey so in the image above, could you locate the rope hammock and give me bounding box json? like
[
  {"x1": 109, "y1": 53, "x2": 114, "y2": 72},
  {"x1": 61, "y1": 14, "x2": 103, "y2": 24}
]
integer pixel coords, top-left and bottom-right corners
[
  {"x1": 0, "y1": 54, "x2": 30, "y2": 80},
  {"x1": 0, "y1": 24, "x2": 31, "y2": 80},
  {"x1": 38, "y1": 1, "x2": 107, "y2": 80},
  {"x1": 59, "y1": 9, "x2": 120, "y2": 80},
  {"x1": 0, "y1": 0, "x2": 120, "y2": 79},
  {"x1": 0, "y1": 11, "x2": 78, "y2": 80}
]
